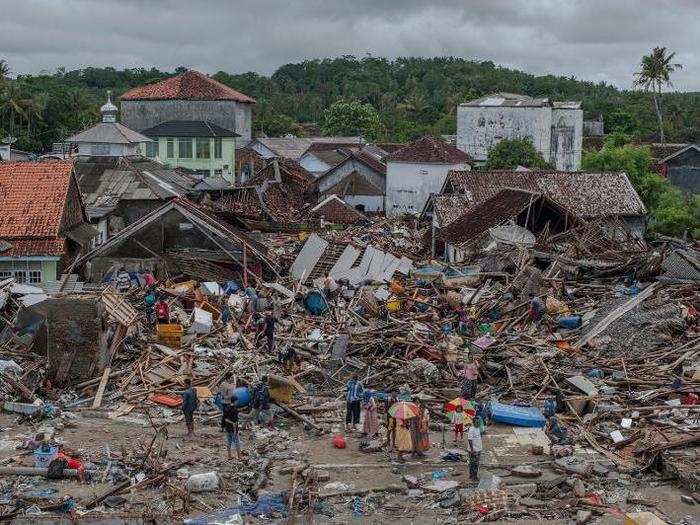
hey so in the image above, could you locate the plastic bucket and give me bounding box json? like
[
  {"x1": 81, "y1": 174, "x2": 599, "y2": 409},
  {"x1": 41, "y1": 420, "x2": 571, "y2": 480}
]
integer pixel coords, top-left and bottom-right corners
[{"x1": 33, "y1": 445, "x2": 58, "y2": 468}]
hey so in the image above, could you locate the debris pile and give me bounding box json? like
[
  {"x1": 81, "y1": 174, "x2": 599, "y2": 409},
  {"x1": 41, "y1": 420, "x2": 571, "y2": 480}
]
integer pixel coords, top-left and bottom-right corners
[{"x1": 0, "y1": 216, "x2": 697, "y2": 523}]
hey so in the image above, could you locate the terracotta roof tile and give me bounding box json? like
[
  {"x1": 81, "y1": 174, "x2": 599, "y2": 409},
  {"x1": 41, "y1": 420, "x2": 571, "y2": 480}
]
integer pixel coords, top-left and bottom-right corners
[
  {"x1": 0, "y1": 238, "x2": 66, "y2": 257},
  {"x1": 120, "y1": 70, "x2": 256, "y2": 103},
  {"x1": 0, "y1": 161, "x2": 74, "y2": 238},
  {"x1": 387, "y1": 135, "x2": 472, "y2": 164},
  {"x1": 444, "y1": 170, "x2": 646, "y2": 219}
]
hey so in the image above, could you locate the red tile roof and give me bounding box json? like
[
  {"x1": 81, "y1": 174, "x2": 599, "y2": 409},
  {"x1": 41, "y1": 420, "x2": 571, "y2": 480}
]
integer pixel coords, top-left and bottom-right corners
[
  {"x1": 0, "y1": 238, "x2": 66, "y2": 257},
  {"x1": 0, "y1": 161, "x2": 74, "y2": 238},
  {"x1": 386, "y1": 136, "x2": 472, "y2": 164},
  {"x1": 120, "y1": 70, "x2": 256, "y2": 103}
]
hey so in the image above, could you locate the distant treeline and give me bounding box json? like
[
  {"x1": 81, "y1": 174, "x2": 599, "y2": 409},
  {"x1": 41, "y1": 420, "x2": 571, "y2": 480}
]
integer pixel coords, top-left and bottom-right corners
[{"x1": 2, "y1": 56, "x2": 698, "y2": 152}]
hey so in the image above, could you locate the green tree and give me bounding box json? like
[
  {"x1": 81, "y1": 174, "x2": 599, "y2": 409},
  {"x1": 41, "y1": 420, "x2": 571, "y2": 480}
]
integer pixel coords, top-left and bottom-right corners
[
  {"x1": 633, "y1": 47, "x2": 683, "y2": 143},
  {"x1": 485, "y1": 138, "x2": 549, "y2": 170},
  {"x1": 582, "y1": 140, "x2": 697, "y2": 237},
  {"x1": 257, "y1": 113, "x2": 302, "y2": 137},
  {"x1": 321, "y1": 99, "x2": 383, "y2": 140}
]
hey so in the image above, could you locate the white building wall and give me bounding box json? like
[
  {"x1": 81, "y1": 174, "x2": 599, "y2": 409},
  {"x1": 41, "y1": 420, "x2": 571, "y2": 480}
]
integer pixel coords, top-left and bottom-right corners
[
  {"x1": 550, "y1": 108, "x2": 583, "y2": 171},
  {"x1": 456, "y1": 104, "x2": 583, "y2": 171},
  {"x1": 77, "y1": 142, "x2": 140, "y2": 156},
  {"x1": 386, "y1": 161, "x2": 470, "y2": 217},
  {"x1": 343, "y1": 195, "x2": 384, "y2": 213},
  {"x1": 457, "y1": 105, "x2": 551, "y2": 163},
  {"x1": 299, "y1": 153, "x2": 332, "y2": 177}
]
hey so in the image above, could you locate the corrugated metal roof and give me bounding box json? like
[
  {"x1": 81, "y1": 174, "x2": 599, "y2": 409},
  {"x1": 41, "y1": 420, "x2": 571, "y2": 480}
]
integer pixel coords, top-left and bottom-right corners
[
  {"x1": 74, "y1": 156, "x2": 198, "y2": 216},
  {"x1": 445, "y1": 170, "x2": 646, "y2": 219}
]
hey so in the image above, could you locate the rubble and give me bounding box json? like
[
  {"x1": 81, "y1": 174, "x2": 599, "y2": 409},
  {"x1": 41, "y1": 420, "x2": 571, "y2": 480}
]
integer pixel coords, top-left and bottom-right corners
[{"x1": 0, "y1": 211, "x2": 697, "y2": 523}]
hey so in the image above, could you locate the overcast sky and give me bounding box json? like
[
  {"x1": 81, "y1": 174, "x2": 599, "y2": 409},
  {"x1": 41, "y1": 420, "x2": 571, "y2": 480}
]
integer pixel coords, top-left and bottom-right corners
[{"x1": 1, "y1": 0, "x2": 697, "y2": 91}]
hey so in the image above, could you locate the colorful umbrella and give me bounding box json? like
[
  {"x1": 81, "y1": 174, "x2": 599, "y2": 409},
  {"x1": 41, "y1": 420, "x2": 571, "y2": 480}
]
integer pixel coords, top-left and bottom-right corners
[
  {"x1": 388, "y1": 401, "x2": 420, "y2": 420},
  {"x1": 445, "y1": 397, "x2": 476, "y2": 416}
]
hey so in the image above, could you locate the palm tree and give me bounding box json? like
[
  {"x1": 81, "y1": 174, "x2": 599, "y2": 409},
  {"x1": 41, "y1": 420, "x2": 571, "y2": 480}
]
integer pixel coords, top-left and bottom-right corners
[
  {"x1": 633, "y1": 47, "x2": 682, "y2": 143},
  {"x1": 0, "y1": 60, "x2": 9, "y2": 84}
]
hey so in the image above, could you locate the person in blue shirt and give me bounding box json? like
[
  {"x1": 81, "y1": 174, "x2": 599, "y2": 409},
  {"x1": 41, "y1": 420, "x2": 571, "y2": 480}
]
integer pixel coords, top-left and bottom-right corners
[
  {"x1": 181, "y1": 379, "x2": 199, "y2": 438},
  {"x1": 345, "y1": 373, "x2": 363, "y2": 432}
]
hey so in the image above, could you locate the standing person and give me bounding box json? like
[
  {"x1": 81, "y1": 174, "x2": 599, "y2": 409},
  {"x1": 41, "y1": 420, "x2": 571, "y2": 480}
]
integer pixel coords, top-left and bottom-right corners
[
  {"x1": 528, "y1": 295, "x2": 545, "y2": 324},
  {"x1": 144, "y1": 292, "x2": 156, "y2": 325},
  {"x1": 362, "y1": 396, "x2": 379, "y2": 438},
  {"x1": 456, "y1": 305, "x2": 469, "y2": 334},
  {"x1": 451, "y1": 405, "x2": 466, "y2": 442},
  {"x1": 467, "y1": 419, "x2": 483, "y2": 481},
  {"x1": 263, "y1": 310, "x2": 276, "y2": 353},
  {"x1": 221, "y1": 396, "x2": 241, "y2": 460},
  {"x1": 395, "y1": 418, "x2": 413, "y2": 463},
  {"x1": 414, "y1": 400, "x2": 430, "y2": 456},
  {"x1": 461, "y1": 362, "x2": 479, "y2": 401},
  {"x1": 155, "y1": 297, "x2": 170, "y2": 324},
  {"x1": 250, "y1": 376, "x2": 272, "y2": 427},
  {"x1": 384, "y1": 392, "x2": 398, "y2": 450},
  {"x1": 181, "y1": 379, "x2": 199, "y2": 438},
  {"x1": 345, "y1": 374, "x2": 363, "y2": 432},
  {"x1": 218, "y1": 372, "x2": 236, "y2": 406}
]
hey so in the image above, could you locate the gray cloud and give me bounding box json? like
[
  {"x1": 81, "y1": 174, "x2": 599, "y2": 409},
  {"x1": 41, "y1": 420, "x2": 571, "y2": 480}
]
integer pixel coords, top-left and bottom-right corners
[{"x1": 0, "y1": 0, "x2": 697, "y2": 91}]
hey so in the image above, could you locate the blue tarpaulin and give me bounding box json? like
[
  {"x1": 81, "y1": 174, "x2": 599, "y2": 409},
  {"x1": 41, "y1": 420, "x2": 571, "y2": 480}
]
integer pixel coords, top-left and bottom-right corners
[
  {"x1": 304, "y1": 291, "x2": 329, "y2": 315},
  {"x1": 185, "y1": 493, "x2": 288, "y2": 524},
  {"x1": 490, "y1": 401, "x2": 546, "y2": 428}
]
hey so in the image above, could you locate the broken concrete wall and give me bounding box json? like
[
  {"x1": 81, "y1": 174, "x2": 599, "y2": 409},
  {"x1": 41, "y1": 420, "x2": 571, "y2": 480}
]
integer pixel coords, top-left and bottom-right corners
[{"x1": 28, "y1": 297, "x2": 106, "y2": 384}]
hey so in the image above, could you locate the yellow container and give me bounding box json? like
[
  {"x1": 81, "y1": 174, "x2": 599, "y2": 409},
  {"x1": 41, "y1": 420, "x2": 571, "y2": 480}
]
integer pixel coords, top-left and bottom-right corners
[
  {"x1": 386, "y1": 297, "x2": 402, "y2": 312},
  {"x1": 156, "y1": 323, "x2": 184, "y2": 348}
]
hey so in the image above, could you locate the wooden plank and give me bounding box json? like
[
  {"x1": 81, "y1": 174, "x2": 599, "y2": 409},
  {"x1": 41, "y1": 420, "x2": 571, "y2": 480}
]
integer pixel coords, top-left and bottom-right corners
[{"x1": 91, "y1": 366, "x2": 111, "y2": 409}]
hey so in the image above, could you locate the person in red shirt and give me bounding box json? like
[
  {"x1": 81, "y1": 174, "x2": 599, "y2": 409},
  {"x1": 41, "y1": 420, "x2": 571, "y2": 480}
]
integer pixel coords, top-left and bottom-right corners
[
  {"x1": 155, "y1": 299, "x2": 170, "y2": 324},
  {"x1": 55, "y1": 450, "x2": 86, "y2": 482}
]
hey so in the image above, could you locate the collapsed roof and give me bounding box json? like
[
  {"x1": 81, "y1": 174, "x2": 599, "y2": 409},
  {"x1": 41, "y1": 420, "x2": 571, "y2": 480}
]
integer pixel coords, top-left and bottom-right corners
[{"x1": 443, "y1": 170, "x2": 646, "y2": 219}]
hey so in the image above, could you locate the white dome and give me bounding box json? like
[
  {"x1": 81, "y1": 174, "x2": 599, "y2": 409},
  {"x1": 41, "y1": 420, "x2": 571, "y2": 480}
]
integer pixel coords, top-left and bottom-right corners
[{"x1": 101, "y1": 91, "x2": 118, "y2": 122}]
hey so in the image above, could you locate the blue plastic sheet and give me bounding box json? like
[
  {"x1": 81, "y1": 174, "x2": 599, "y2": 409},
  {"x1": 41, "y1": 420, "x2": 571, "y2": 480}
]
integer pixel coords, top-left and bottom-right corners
[
  {"x1": 185, "y1": 493, "x2": 288, "y2": 524},
  {"x1": 490, "y1": 400, "x2": 546, "y2": 428},
  {"x1": 304, "y1": 291, "x2": 329, "y2": 315}
]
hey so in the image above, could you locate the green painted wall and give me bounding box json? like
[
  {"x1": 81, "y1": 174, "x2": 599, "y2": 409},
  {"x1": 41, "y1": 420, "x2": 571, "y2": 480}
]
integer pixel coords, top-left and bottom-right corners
[
  {"x1": 147, "y1": 136, "x2": 236, "y2": 182},
  {"x1": 41, "y1": 260, "x2": 58, "y2": 282}
]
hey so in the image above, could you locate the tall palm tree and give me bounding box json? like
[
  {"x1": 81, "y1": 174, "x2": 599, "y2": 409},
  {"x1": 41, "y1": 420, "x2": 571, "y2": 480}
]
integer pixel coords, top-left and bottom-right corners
[
  {"x1": 633, "y1": 47, "x2": 682, "y2": 143},
  {"x1": 0, "y1": 60, "x2": 9, "y2": 84}
]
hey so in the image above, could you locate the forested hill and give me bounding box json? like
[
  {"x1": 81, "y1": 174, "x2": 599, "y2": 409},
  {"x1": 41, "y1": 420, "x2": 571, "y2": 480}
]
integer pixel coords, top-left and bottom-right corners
[{"x1": 2, "y1": 56, "x2": 698, "y2": 152}]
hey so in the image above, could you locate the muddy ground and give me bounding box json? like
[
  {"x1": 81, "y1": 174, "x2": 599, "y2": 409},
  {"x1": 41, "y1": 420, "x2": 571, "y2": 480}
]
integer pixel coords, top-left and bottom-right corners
[{"x1": 0, "y1": 411, "x2": 697, "y2": 524}]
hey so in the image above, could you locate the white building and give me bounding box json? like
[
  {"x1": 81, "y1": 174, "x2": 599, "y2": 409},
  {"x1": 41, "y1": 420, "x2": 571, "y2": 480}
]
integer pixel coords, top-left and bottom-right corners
[
  {"x1": 385, "y1": 136, "x2": 472, "y2": 217},
  {"x1": 66, "y1": 93, "x2": 151, "y2": 157},
  {"x1": 456, "y1": 92, "x2": 583, "y2": 171}
]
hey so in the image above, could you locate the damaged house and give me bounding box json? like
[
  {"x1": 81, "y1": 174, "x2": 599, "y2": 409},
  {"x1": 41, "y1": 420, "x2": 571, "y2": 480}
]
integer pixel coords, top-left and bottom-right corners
[
  {"x1": 436, "y1": 189, "x2": 578, "y2": 262},
  {"x1": 206, "y1": 158, "x2": 316, "y2": 228},
  {"x1": 0, "y1": 161, "x2": 96, "y2": 283},
  {"x1": 74, "y1": 198, "x2": 278, "y2": 284},
  {"x1": 69, "y1": 91, "x2": 200, "y2": 245},
  {"x1": 314, "y1": 148, "x2": 387, "y2": 213},
  {"x1": 385, "y1": 135, "x2": 472, "y2": 217}
]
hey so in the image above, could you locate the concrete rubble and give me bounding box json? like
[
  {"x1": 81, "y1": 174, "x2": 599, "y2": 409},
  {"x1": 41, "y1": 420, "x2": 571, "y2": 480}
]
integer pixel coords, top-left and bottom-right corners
[{"x1": 0, "y1": 215, "x2": 698, "y2": 524}]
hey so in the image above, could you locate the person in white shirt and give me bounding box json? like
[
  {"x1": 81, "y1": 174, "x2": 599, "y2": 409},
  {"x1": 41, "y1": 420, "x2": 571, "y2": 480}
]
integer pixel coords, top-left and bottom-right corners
[{"x1": 467, "y1": 421, "x2": 483, "y2": 480}]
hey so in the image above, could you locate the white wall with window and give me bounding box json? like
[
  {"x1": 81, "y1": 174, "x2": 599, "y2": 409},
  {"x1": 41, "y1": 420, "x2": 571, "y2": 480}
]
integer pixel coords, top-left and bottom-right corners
[{"x1": 0, "y1": 261, "x2": 43, "y2": 283}]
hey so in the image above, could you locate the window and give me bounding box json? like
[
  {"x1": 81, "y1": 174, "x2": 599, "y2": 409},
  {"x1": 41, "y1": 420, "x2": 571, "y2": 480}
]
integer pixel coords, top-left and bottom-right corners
[
  {"x1": 0, "y1": 271, "x2": 11, "y2": 279},
  {"x1": 14, "y1": 270, "x2": 27, "y2": 284},
  {"x1": 28, "y1": 270, "x2": 41, "y2": 283},
  {"x1": 178, "y1": 138, "x2": 193, "y2": 158},
  {"x1": 0, "y1": 262, "x2": 42, "y2": 284},
  {"x1": 167, "y1": 138, "x2": 175, "y2": 158},
  {"x1": 196, "y1": 138, "x2": 210, "y2": 159},
  {"x1": 145, "y1": 141, "x2": 158, "y2": 158},
  {"x1": 213, "y1": 138, "x2": 222, "y2": 159},
  {"x1": 214, "y1": 169, "x2": 223, "y2": 176}
]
